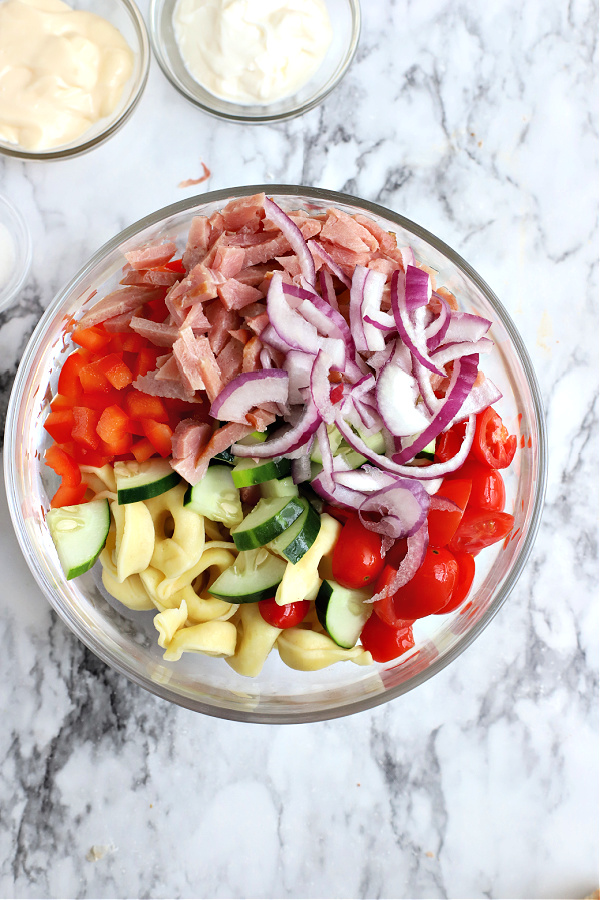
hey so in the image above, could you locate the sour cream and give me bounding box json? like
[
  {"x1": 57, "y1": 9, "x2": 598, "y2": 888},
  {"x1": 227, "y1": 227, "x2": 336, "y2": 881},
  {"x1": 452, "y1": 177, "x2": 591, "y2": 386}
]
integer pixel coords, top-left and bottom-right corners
[
  {"x1": 0, "y1": 0, "x2": 134, "y2": 151},
  {"x1": 173, "y1": 0, "x2": 333, "y2": 106}
]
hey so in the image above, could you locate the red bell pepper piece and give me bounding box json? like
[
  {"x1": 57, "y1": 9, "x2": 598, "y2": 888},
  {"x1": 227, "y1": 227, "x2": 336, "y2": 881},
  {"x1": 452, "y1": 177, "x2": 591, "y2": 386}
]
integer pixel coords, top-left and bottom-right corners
[{"x1": 71, "y1": 406, "x2": 101, "y2": 450}]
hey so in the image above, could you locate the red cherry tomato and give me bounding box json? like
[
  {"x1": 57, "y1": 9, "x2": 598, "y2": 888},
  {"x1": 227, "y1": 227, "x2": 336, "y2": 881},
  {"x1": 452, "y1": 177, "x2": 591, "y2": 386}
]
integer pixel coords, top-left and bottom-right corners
[
  {"x1": 435, "y1": 421, "x2": 467, "y2": 462},
  {"x1": 471, "y1": 407, "x2": 517, "y2": 469},
  {"x1": 332, "y1": 514, "x2": 386, "y2": 589},
  {"x1": 455, "y1": 460, "x2": 506, "y2": 511},
  {"x1": 389, "y1": 547, "x2": 459, "y2": 619},
  {"x1": 360, "y1": 613, "x2": 415, "y2": 663},
  {"x1": 427, "y1": 478, "x2": 472, "y2": 547},
  {"x1": 447, "y1": 509, "x2": 515, "y2": 555},
  {"x1": 322, "y1": 504, "x2": 354, "y2": 526},
  {"x1": 435, "y1": 551, "x2": 475, "y2": 614},
  {"x1": 372, "y1": 540, "x2": 415, "y2": 628},
  {"x1": 258, "y1": 598, "x2": 310, "y2": 628}
]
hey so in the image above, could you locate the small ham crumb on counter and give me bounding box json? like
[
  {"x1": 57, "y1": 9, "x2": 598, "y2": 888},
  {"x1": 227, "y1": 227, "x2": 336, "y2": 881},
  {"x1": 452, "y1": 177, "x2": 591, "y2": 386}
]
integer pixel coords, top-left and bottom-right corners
[{"x1": 178, "y1": 161, "x2": 211, "y2": 188}]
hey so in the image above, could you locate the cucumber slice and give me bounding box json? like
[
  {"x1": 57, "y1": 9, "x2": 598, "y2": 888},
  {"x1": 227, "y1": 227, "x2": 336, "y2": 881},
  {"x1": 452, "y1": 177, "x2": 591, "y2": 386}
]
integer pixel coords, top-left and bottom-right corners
[
  {"x1": 315, "y1": 580, "x2": 371, "y2": 649},
  {"x1": 237, "y1": 431, "x2": 268, "y2": 445},
  {"x1": 183, "y1": 465, "x2": 243, "y2": 527},
  {"x1": 268, "y1": 498, "x2": 321, "y2": 563},
  {"x1": 310, "y1": 424, "x2": 343, "y2": 463},
  {"x1": 115, "y1": 459, "x2": 180, "y2": 504},
  {"x1": 47, "y1": 499, "x2": 110, "y2": 580},
  {"x1": 260, "y1": 476, "x2": 299, "y2": 499},
  {"x1": 208, "y1": 548, "x2": 287, "y2": 603},
  {"x1": 231, "y1": 495, "x2": 304, "y2": 550},
  {"x1": 231, "y1": 456, "x2": 291, "y2": 488},
  {"x1": 210, "y1": 447, "x2": 235, "y2": 466},
  {"x1": 415, "y1": 438, "x2": 436, "y2": 463}
]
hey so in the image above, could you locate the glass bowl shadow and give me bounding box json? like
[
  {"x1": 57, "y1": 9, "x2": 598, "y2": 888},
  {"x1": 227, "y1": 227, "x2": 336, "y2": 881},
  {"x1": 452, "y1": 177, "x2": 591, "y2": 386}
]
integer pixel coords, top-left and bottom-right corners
[
  {"x1": 4, "y1": 185, "x2": 547, "y2": 723},
  {"x1": 0, "y1": 0, "x2": 150, "y2": 161},
  {"x1": 149, "y1": 0, "x2": 361, "y2": 123}
]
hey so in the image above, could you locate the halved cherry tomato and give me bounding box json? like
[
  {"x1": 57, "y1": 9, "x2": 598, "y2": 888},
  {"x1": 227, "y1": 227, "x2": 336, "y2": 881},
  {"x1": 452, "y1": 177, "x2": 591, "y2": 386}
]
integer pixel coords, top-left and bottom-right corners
[
  {"x1": 258, "y1": 598, "x2": 310, "y2": 628},
  {"x1": 455, "y1": 459, "x2": 506, "y2": 511},
  {"x1": 372, "y1": 540, "x2": 413, "y2": 627},
  {"x1": 388, "y1": 546, "x2": 459, "y2": 620},
  {"x1": 332, "y1": 513, "x2": 386, "y2": 589},
  {"x1": 322, "y1": 504, "x2": 354, "y2": 526},
  {"x1": 471, "y1": 407, "x2": 517, "y2": 469},
  {"x1": 435, "y1": 551, "x2": 475, "y2": 614},
  {"x1": 427, "y1": 478, "x2": 472, "y2": 547},
  {"x1": 447, "y1": 509, "x2": 514, "y2": 555},
  {"x1": 360, "y1": 613, "x2": 415, "y2": 663},
  {"x1": 435, "y1": 421, "x2": 466, "y2": 463}
]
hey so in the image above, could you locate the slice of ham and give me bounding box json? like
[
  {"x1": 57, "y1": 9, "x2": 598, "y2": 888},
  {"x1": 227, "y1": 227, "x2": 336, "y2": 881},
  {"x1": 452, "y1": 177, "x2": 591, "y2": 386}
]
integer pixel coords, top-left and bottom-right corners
[
  {"x1": 217, "y1": 278, "x2": 263, "y2": 311},
  {"x1": 242, "y1": 233, "x2": 290, "y2": 267},
  {"x1": 171, "y1": 421, "x2": 253, "y2": 484},
  {"x1": 173, "y1": 326, "x2": 209, "y2": 393},
  {"x1": 228, "y1": 328, "x2": 250, "y2": 345},
  {"x1": 171, "y1": 419, "x2": 212, "y2": 462},
  {"x1": 275, "y1": 255, "x2": 302, "y2": 278},
  {"x1": 354, "y1": 214, "x2": 406, "y2": 268},
  {"x1": 133, "y1": 365, "x2": 197, "y2": 401},
  {"x1": 216, "y1": 336, "x2": 244, "y2": 383},
  {"x1": 120, "y1": 267, "x2": 182, "y2": 287},
  {"x1": 79, "y1": 286, "x2": 163, "y2": 328},
  {"x1": 321, "y1": 209, "x2": 378, "y2": 253},
  {"x1": 103, "y1": 306, "x2": 143, "y2": 332},
  {"x1": 242, "y1": 335, "x2": 263, "y2": 373},
  {"x1": 183, "y1": 216, "x2": 211, "y2": 272},
  {"x1": 203, "y1": 244, "x2": 246, "y2": 278},
  {"x1": 205, "y1": 300, "x2": 241, "y2": 356},
  {"x1": 236, "y1": 264, "x2": 272, "y2": 287},
  {"x1": 125, "y1": 241, "x2": 178, "y2": 270},
  {"x1": 130, "y1": 317, "x2": 181, "y2": 347},
  {"x1": 246, "y1": 407, "x2": 277, "y2": 431},
  {"x1": 181, "y1": 303, "x2": 211, "y2": 332},
  {"x1": 221, "y1": 192, "x2": 266, "y2": 231},
  {"x1": 155, "y1": 354, "x2": 181, "y2": 382}
]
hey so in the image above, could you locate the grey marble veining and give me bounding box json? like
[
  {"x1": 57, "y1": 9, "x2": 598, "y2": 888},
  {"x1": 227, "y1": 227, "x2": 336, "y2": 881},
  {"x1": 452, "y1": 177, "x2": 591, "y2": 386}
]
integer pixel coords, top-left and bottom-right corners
[{"x1": 0, "y1": 0, "x2": 598, "y2": 898}]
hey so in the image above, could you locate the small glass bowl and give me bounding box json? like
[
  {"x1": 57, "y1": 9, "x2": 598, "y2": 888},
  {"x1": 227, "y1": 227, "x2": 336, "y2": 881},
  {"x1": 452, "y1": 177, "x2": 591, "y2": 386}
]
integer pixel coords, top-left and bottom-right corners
[
  {"x1": 0, "y1": 195, "x2": 32, "y2": 313},
  {"x1": 4, "y1": 186, "x2": 547, "y2": 723},
  {"x1": 149, "y1": 0, "x2": 361, "y2": 123},
  {"x1": 0, "y1": 0, "x2": 150, "y2": 161}
]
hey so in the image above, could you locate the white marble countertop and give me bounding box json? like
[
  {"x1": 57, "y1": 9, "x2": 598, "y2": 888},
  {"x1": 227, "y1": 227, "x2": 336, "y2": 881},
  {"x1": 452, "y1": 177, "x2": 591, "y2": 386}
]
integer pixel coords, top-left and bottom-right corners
[{"x1": 0, "y1": 1, "x2": 598, "y2": 898}]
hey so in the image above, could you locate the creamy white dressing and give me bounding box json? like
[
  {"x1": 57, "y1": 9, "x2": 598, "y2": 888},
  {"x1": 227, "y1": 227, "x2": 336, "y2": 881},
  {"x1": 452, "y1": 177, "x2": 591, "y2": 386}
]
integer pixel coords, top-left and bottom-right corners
[
  {"x1": 173, "y1": 0, "x2": 333, "y2": 106},
  {"x1": 0, "y1": 0, "x2": 134, "y2": 151}
]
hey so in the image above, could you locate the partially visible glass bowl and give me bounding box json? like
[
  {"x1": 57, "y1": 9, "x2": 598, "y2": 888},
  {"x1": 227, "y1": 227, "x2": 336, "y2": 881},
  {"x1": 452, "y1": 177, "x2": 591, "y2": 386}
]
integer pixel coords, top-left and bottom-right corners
[
  {"x1": 0, "y1": 0, "x2": 150, "y2": 161},
  {"x1": 149, "y1": 0, "x2": 360, "y2": 122},
  {"x1": 0, "y1": 194, "x2": 32, "y2": 312},
  {"x1": 4, "y1": 186, "x2": 547, "y2": 723}
]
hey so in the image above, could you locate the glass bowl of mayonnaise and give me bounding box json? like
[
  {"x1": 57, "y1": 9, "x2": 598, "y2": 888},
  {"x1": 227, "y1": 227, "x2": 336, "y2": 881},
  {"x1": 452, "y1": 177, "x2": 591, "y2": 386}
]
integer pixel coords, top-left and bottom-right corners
[
  {"x1": 149, "y1": 0, "x2": 361, "y2": 122},
  {"x1": 0, "y1": 0, "x2": 150, "y2": 160}
]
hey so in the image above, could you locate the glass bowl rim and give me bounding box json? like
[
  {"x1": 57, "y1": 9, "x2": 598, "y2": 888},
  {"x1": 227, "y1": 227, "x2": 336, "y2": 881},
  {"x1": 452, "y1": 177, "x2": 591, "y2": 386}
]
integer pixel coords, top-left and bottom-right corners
[
  {"x1": 4, "y1": 183, "x2": 548, "y2": 723},
  {"x1": 0, "y1": 193, "x2": 32, "y2": 312},
  {"x1": 148, "y1": 0, "x2": 361, "y2": 123},
  {"x1": 0, "y1": 0, "x2": 150, "y2": 161}
]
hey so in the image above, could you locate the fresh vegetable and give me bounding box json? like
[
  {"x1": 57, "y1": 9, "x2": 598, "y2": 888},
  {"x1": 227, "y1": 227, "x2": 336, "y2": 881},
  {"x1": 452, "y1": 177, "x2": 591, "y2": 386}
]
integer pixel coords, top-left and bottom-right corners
[
  {"x1": 231, "y1": 496, "x2": 305, "y2": 550},
  {"x1": 447, "y1": 509, "x2": 515, "y2": 555},
  {"x1": 115, "y1": 459, "x2": 180, "y2": 504},
  {"x1": 470, "y1": 406, "x2": 517, "y2": 469},
  {"x1": 258, "y1": 598, "x2": 310, "y2": 628},
  {"x1": 457, "y1": 460, "x2": 506, "y2": 511},
  {"x1": 315, "y1": 579, "x2": 371, "y2": 648},
  {"x1": 377, "y1": 546, "x2": 459, "y2": 621},
  {"x1": 360, "y1": 614, "x2": 415, "y2": 663},
  {"x1": 427, "y1": 478, "x2": 472, "y2": 547},
  {"x1": 208, "y1": 548, "x2": 287, "y2": 603},
  {"x1": 267, "y1": 498, "x2": 321, "y2": 563},
  {"x1": 435, "y1": 551, "x2": 476, "y2": 613},
  {"x1": 46, "y1": 499, "x2": 110, "y2": 580},
  {"x1": 183, "y1": 465, "x2": 243, "y2": 527},
  {"x1": 331, "y1": 512, "x2": 386, "y2": 588}
]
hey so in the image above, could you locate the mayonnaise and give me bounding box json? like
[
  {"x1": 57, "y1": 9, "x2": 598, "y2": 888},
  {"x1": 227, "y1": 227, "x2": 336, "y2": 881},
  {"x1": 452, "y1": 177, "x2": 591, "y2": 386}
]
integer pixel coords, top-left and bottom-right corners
[
  {"x1": 173, "y1": 0, "x2": 333, "y2": 106},
  {"x1": 0, "y1": 0, "x2": 134, "y2": 151}
]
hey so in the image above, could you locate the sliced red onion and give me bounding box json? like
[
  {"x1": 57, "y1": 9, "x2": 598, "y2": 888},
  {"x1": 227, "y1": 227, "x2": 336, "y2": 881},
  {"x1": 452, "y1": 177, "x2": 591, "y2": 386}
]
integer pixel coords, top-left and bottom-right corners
[
  {"x1": 358, "y1": 479, "x2": 430, "y2": 550},
  {"x1": 261, "y1": 323, "x2": 292, "y2": 354},
  {"x1": 316, "y1": 422, "x2": 335, "y2": 492},
  {"x1": 210, "y1": 370, "x2": 288, "y2": 424},
  {"x1": 390, "y1": 269, "x2": 445, "y2": 377},
  {"x1": 292, "y1": 455, "x2": 312, "y2": 484},
  {"x1": 311, "y1": 472, "x2": 364, "y2": 509},
  {"x1": 362, "y1": 269, "x2": 387, "y2": 352},
  {"x1": 376, "y1": 355, "x2": 431, "y2": 437},
  {"x1": 264, "y1": 197, "x2": 315, "y2": 287},
  {"x1": 334, "y1": 465, "x2": 397, "y2": 492},
  {"x1": 430, "y1": 495, "x2": 461, "y2": 513},
  {"x1": 310, "y1": 350, "x2": 336, "y2": 423},
  {"x1": 443, "y1": 311, "x2": 492, "y2": 344},
  {"x1": 368, "y1": 521, "x2": 429, "y2": 602},
  {"x1": 267, "y1": 273, "x2": 321, "y2": 354},
  {"x1": 401, "y1": 246, "x2": 415, "y2": 269},
  {"x1": 405, "y1": 265, "x2": 432, "y2": 311},
  {"x1": 284, "y1": 350, "x2": 313, "y2": 404},
  {"x1": 308, "y1": 240, "x2": 352, "y2": 289},
  {"x1": 349, "y1": 266, "x2": 369, "y2": 353},
  {"x1": 413, "y1": 361, "x2": 439, "y2": 416},
  {"x1": 425, "y1": 294, "x2": 451, "y2": 351},
  {"x1": 334, "y1": 411, "x2": 476, "y2": 479},
  {"x1": 446, "y1": 376, "x2": 502, "y2": 426},
  {"x1": 233, "y1": 400, "x2": 321, "y2": 458},
  {"x1": 393, "y1": 354, "x2": 479, "y2": 463},
  {"x1": 364, "y1": 311, "x2": 395, "y2": 332},
  {"x1": 281, "y1": 282, "x2": 316, "y2": 303},
  {"x1": 319, "y1": 269, "x2": 340, "y2": 312},
  {"x1": 430, "y1": 337, "x2": 493, "y2": 368}
]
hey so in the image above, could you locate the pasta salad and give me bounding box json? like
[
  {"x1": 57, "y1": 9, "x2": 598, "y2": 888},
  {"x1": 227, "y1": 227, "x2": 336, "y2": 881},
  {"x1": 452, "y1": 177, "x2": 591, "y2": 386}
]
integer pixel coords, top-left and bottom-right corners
[{"x1": 44, "y1": 193, "x2": 517, "y2": 676}]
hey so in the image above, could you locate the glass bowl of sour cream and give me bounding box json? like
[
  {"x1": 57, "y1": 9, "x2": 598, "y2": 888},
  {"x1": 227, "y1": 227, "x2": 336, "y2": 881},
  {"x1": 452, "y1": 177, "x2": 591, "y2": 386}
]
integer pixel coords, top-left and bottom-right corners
[
  {"x1": 149, "y1": 0, "x2": 361, "y2": 122},
  {"x1": 0, "y1": 0, "x2": 150, "y2": 161}
]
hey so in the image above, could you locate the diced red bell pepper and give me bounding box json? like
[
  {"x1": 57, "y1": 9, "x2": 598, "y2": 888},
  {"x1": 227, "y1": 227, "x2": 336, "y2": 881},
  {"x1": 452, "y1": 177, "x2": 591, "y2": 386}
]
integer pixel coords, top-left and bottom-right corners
[
  {"x1": 44, "y1": 409, "x2": 75, "y2": 444},
  {"x1": 142, "y1": 419, "x2": 173, "y2": 457},
  {"x1": 125, "y1": 390, "x2": 168, "y2": 422},
  {"x1": 131, "y1": 347, "x2": 161, "y2": 379},
  {"x1": 69, "y1": 444, "x2": 111, "y2": 467},
  {"x1": 45, "y1": 443, "x2": 81, "y2": 486},
  {"x1": 131, "y1": 437, "x2": 156, "y2": 463},
  {"x1": 163, "y1": 258, "x2": 186, "y2": 273},
  {"x1": 97, "y1": 405, "x2": 130, "y2": 445},
  {"x1": 50, "y1": 394, "x2": 75, "y2": 411},
  {"x1": 51, "y1": 480, "x2": 88, "y2": 509},
  {"x1": 81, "y1": 389, "x2": 124, "y2": 411},
  {"x1": 109, "y1": 332, "x2": 146, "y2": 354},
  {"x1": 71, "y1": 407, "x2": 101, "y2": 450},
  {"x1": 97, "y1": 353, "x2": 133, "y2": 390},
  {"x1": 57, "y1": 350, "x2": 90, "y2": 401},
  {"x1": 79, "y1": 360, "x2": 111, "y2": 393},
  {"x1": 71, "y1": 326, "x2": 111, "y2": 353}
]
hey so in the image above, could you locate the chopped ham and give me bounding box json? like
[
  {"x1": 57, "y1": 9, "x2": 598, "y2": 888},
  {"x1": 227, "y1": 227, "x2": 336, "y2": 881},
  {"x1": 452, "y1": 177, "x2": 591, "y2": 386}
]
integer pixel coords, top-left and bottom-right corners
[
  {"x1": 172, "y1": 421, "x2": 253, "y2": 484},
  {"x1": 275, "y1": 255, "x2": 302, "y2": 278},
  {"x1": 246, "y1": 407, "x2": 277, "y2": 431},
  {"x1": 192, "y1": 334, "x2": 223, "y2": 402},
  {"x1": 130, "y1": 317, "x2": 181, "y2": 347},
  {"x1": 79, "y1": 286, "x2": 162, "y2": 328},
  {"x1": 211, "y1": 246, "x2": 246, "y2": 278},
  {"x1": 205, "y1": 300, "x2": 241, "y2": 356},
  {"x1": 171, "y1": 419, "x2": 212, "y2": 462},
  {"x1": 367, "y1": 258, "x2": 398, "y2": 277},
  {"x1": 236, "y1": 264, "x2": 272, "y2": 286},
  {"x1": 125, "y1": 241, "x2": 177, "y2": 270},
  {"x1": 221, "y1": 192, "x2": 266, "y2": 232},
  {"x1": 103, "y1": 306, "x2": 143, "y2": 332},
  {"x1": 241, "y1": 301, "x2": 267, "y2": 318},
  {"x1": 244, "y1": 311, "x2": 269, "y2": 336},
  {"x1": 216, "y1": 336, "x2": 244, "y2": 383},
  {"x1": 321, "y1": 209, "x2": 378, "y2": 253},
  {"x1": 228, "y1": 328, "x2": 250, "y2": 345},
  {"x1": 217, "y1": 278, "x2": 263, "y2": 311},
  {"x1": 242, "y1": 336, "x2": 263, "y2": 373},
  {"x1": 155, "y1": 354, "x2": 181, "y2": 381},
  {"x1": 354, "y1": 214, "x2": 406, "y2": 267},
  {"x1": 208, "y1": 212, "x2": 225, "y2": 247},
  {"x1": 173, "y1": 327, "x2": 208, "y2": 392},
  {"x1": 133, "y1": 365, "x2": 197, "y2": 401},
  {"x1": 183, "y1": 216, "x2": 211, "y2": 271},
  {"x1": 181, "y1": 304, "x2": 211, "y2": 332},
  {"x1": 166, "y1": 264, "x2": 224, "y2": 324},
  {"x1": 318, "y1": 240, "x2": 373, "y2": 274},
  {"x1": 242, "y1": 233, "x2": 290, "y2": 267}
]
